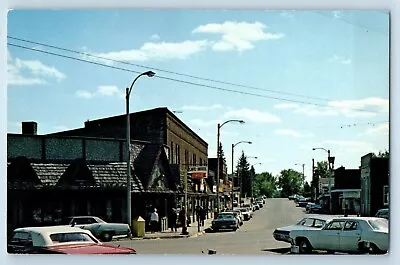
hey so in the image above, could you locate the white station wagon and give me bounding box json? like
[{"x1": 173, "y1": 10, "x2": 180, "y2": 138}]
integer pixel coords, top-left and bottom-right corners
[{"x1": 289, "y1": 217, "x2": 389, "y2": 254}]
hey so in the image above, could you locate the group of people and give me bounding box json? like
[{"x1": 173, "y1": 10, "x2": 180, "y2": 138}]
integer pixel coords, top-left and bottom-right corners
[{"x1": 148, "y1": 205, "x2": 208, "y2": 233}]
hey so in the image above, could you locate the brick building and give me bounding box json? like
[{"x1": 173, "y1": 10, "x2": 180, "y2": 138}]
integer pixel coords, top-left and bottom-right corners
[
  {"x1": 49, "y1": 107, "x2": 215, "y2": 219},
  {"x1": 360, "y1": 153, "x2": 389, "y2": 216},
  {"x1": 331, "y1": 166, "x2": 361, "y2": 215}
]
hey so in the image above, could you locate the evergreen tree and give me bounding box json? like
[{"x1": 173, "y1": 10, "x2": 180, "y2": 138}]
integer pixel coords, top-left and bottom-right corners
[{"x1": 236, "y1": 151, "x2": 251, "y2": 198}]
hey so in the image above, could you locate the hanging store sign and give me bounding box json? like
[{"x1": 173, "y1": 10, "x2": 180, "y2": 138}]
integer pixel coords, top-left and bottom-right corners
[{"x1": 188, "y1": 166, "x2": 208, "y2": 179}]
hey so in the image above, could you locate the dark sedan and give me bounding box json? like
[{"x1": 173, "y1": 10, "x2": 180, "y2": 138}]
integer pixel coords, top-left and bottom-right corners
[{"x1": 211, "y1": 213, "x2": 239, "y2": 232}]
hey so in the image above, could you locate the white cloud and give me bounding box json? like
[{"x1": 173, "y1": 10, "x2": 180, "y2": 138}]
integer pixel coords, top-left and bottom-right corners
[
  {"x1": 97, "y1": 86, "x2": 123, "y2": 97},
  {"x1": 223, "y1": 108, "x2": 281, "y2": 123},
  {"x1": 182, "y1": 104, "x2": 224, "y2": 111},
  {"x1": 329, "y1": 55, "x2": 352, "y2": 64},
  {"x1": 275, "y1": 129, "x2": 314, "y2": 138},
  {"x1": 14, "y1": 58, "x2": 66, "y2": 81},
  {"x1": 91, "y1": 40, "x2": 210, "y2": 62},
  {"x1": 75, "y1": 85, "x2": 124, "y2": 99},
  {"x1": 193, "y1": 21, "x2": 284, "y2": 52},
  {"x1": 7, "y1": 50, "x2": 66, "y2": 86},
  {"x1": 365, "y1": 123, "x2": 389, "y2": 136},
  {"x1": 150, "y1": 34, "x2": 160, "y2": 40},
  {"x1": 75, "y1": 90, "x2": 94, "y2": 99},
  {"x1": 278, "y1": 97, "x2": 388, "y2": 118},
  {"x1": 273, "y1": 103, "x2": 299, "y2": 109}
]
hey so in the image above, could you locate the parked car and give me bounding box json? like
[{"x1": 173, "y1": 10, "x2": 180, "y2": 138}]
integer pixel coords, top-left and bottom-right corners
[
  {"x1": 224, "y1": 210, "x2": 244, "y2": 226},
  {"x1": 306, "y1": 203, "x2": 323, "y2": 214},
  {"x1": 253, "y1": 204, "x2": 260, "y2": 211},
  {"x1": 289, "y1": 217, "x2": 389, "y2": 254},
  {"x1": 237, "y1": 207, "x2": 252, "y2": 221},
  {"x1": 7, "y1": 226, "x2": 136, "y2": 254},
  {"x1": 211, "y1": 213, "x2": 239, "y2": 232},
  {"x1": 375, "y1": 208, "x2": 389, "y2": 220},
  {"x1": 61, "y1": 216, "x2": 131, "y2": 242},
  {"x1": 242, "y1": 204, "x2": 254, "y2": 218},
  {"x1": 273, "y1": 215, "x2": 334, "y2": 243}
]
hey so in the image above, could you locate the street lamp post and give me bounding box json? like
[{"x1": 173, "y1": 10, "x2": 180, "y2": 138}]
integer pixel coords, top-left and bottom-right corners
[
  {"x1": 312, "y1": 147, "x2": 333, "y2": 214},
  {"x1": 231, "y1": 141, "x2": 252, "y2": 208},
  {"x1": 217, "y1": 120, "x2": 245, "y2": 213},
  {"x1": 295, "y1": 163, "x2": 306, "y2": 184},
  {"x1": 126, "y1": 70, "x2": 155, "y2": 227}
]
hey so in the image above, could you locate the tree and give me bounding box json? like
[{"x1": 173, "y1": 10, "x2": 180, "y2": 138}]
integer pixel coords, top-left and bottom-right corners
[
  {"x1": 302, "y1": 181, "x2": 312, "y2": 198},
  {"x1": 376, "y1": 149, "x2": 389, "y2": 158},
  {"x1": 312, "y1": 161, "x2": 330, "y2": 197},
  {"x1": 277, "y1": 169, "x2": 303, "y2": 198},
  {"x1": 253, "y1": 171, "x2": 277, "y2": 198},
  {"x1": 236, "y1": 151, "x2": 251, "y2": 198}
]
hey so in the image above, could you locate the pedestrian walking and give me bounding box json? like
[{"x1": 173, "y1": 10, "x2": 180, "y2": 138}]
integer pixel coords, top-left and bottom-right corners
[
  {"x1": 199, "y1": 206, "x2": 206, "y2": 227},
  {"x1": 150, "y1": 208, "x2": 159, "y2": 233},
  {"x1": 169, "y1": 208, "x2": 178, "y2": 232}
]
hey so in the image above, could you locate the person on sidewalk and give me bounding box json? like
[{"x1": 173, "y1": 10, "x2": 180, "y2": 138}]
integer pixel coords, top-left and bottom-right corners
[
  {"x1": 169, "y1": 208, "x2": 178, "y2": 232},
  {"x1": 199, "y1": 206, "x2": 206, "y2": 227},
  {"x1": 150, "y1": 208, "x2": 159, "y2": 233},
  {"x1": 179, "y1": 207, "x2": 186, "y2": 232}
]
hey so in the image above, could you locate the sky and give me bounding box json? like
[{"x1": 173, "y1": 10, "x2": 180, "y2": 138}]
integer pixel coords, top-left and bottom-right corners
[{"x1": 6, "y1": 10, "x2": 389, "y2": 183}]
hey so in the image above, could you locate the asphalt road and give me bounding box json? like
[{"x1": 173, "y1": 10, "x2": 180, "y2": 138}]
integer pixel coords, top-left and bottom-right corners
[{"x1": 110, "y1": 198, "x2": 306, "y2": 255}]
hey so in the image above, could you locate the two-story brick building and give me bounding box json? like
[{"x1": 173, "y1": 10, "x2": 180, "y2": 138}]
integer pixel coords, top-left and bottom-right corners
[{"x1": 49, "y1": 107, "x2": 215, "y2": 220}]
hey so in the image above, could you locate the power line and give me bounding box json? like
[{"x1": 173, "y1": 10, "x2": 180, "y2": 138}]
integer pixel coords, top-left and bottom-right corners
[
  {"x1": 8, "y1": 42, "x2": 384, "y2": 114},
  {"x1": 8, "y1": 35, "x2": 331, "y2": 102},
  {"x1": 340, "y1": 120, "x2": 388, "y2": 128},
  {"x1": 314, "y1": 11, "x2": 388, "y2": 35}
]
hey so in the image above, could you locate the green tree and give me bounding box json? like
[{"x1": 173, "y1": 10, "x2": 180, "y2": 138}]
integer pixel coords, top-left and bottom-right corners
[
  {"x1": 302, "y1": 181, "x2": 312, "y2": 198},
  {"x1": 253, "y1": 171, "x2": 277, "y2": 198},
  {"x1": 376, "y1": 150, "x2": 389, "y2": 158},
  {"x1": 312, "y1": 161, "x2": 330, "y2": 197},
  {"x1": 277, "y1": 169, "x2": 303, "y2": 198},
  {"x1": 236, "y1": 151, "x2": 251, "y2": 198}
]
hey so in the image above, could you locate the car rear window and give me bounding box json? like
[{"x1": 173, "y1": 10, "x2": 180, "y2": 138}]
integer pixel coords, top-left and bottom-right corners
[
  {"x1": 50, "y1": 232, "x2": 98, "y2": 244},
  {"x1": 368, "y1": 219, "x2": 388, "y2": 230}
]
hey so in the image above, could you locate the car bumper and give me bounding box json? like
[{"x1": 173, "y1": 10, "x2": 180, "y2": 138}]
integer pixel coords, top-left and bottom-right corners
[
  {"x1": 212, "y1": 224, "x2": 237, "y2": 230},
  {"x1": 273, "y1": 232, "x2": 291, "y2": 243}
]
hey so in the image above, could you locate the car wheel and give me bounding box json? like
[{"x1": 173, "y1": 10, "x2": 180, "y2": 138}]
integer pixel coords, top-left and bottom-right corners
[
  {"x1": 233, "y1": 226, "x2": 238, "y2": 231},
  {"x1": 368, "y1": 243, "x2": 381, "y2": 254},
  {"x1": 101, "y1": 232, "x2": 113, "y2": 242},
  {"x1": 298, "y1": 238, "x2": 312, "y2": 254}
]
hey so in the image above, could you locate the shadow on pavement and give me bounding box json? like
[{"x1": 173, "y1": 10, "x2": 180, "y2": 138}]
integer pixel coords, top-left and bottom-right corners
[{"x1": 261, "y1": 247, "x2": 291, "y2": 254}]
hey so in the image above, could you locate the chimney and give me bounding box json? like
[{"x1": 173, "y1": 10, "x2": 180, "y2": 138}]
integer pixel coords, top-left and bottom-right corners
[{"x1": 22, "y1": 121, "x2": 38, "y2": 135}]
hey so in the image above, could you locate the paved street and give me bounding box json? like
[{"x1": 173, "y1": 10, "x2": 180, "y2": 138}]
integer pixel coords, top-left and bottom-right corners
[{"x1": 110, "y1": 198, "x2": 306, "y2": 255}]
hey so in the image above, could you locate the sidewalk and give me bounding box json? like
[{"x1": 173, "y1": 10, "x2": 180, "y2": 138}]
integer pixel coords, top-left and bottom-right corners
[{"x1": 138, "y1": 218, "x2": 213, "y2": 240}]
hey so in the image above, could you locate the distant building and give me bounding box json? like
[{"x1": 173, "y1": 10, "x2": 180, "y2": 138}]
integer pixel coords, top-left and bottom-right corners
[
  {"x1": 331, "y1": 166, "x2": 361, "y2": 215},
  {"x1": 360, "y1": 153, "x2": 389, "y2": 216}
]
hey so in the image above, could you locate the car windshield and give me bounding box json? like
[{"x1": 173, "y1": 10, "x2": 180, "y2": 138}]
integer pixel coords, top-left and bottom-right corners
[
  {"x1": 368, "y1": 219, "x2": 388, "y2": 230},
  {"x1": 93, "y1": 217, "x2": 106, "y2": 223},
  {"x1": 217, "y1": 214, "x2": 234, "y2": 219},
  {"x1": 50, "y1": 232, "x2": 98, "y2": 244}
]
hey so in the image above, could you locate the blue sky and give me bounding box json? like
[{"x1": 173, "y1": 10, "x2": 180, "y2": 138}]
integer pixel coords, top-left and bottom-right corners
[{"x1": 7, "y1": 10, "x2": 389, "y2": 182}]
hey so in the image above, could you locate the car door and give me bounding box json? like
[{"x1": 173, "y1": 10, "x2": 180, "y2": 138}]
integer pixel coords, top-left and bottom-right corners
[
  {"x1": 339, "y1": 221, "x2": 361, "y2": 253},
  {"x1": 318, "y1": 221, "x2": 345, "y2": 251}
]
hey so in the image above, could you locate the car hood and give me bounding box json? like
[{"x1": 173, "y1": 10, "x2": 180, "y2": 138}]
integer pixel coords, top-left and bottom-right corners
[
  {"x1": 276, "y1": 225, "x2": 321, "y2": 232},
  {"x1": 46, "y1": 244, "x2": 136, "y2": 254}
]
